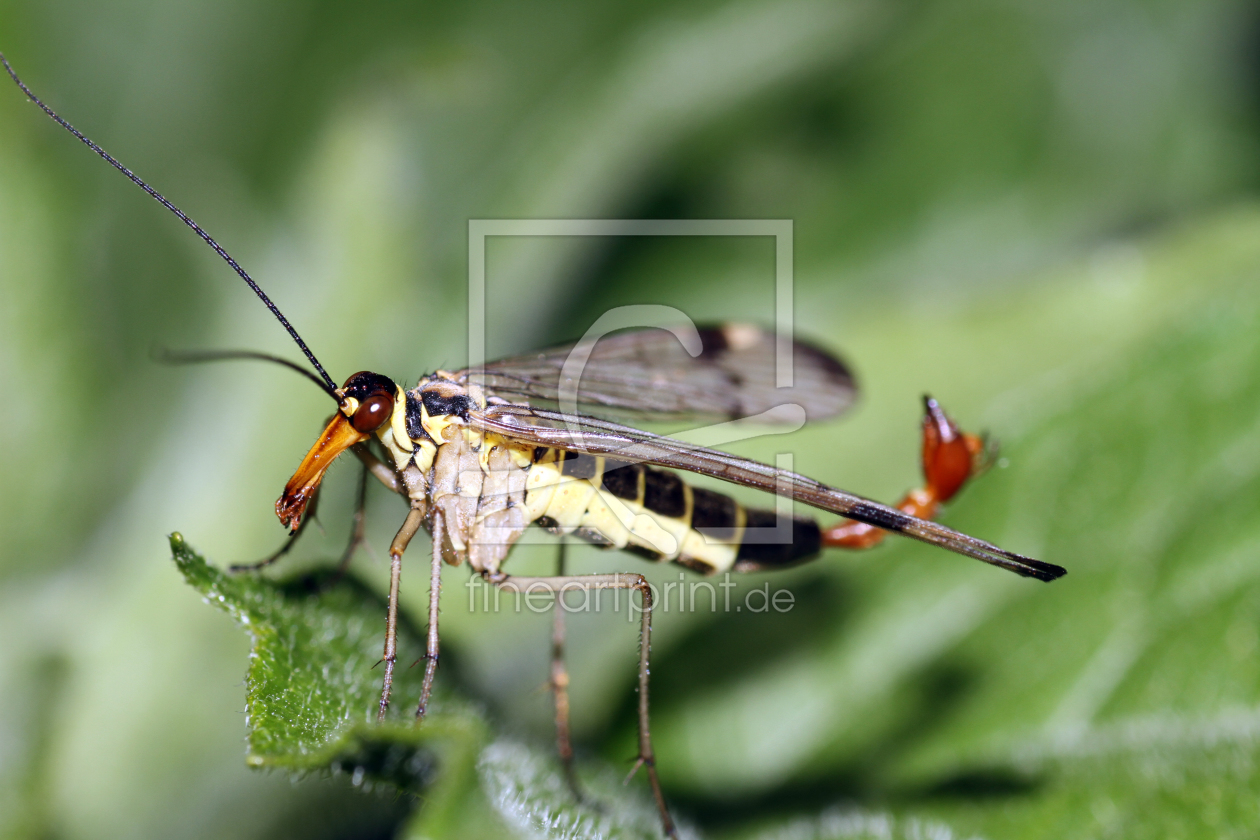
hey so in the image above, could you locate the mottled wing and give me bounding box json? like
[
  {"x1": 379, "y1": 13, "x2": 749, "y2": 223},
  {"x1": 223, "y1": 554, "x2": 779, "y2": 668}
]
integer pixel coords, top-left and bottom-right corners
[
  {"x1": 461, "y1": 323, "x2": 855, "y2": 424},
  {"x1": 469, "y1": 404, "x2": 1065, "y2": 581}
]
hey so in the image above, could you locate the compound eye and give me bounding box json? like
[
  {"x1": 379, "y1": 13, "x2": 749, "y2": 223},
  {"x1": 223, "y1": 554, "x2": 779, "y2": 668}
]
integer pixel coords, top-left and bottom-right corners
[{"x1": 351, "y1": 392, "x2": 393, "y2": 433}]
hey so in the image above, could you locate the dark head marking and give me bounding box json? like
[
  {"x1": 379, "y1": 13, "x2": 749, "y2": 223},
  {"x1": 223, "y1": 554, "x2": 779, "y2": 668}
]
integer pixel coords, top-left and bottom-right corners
[{"x1": 342, "y1": 371, "x2": 397, "y2": 433}]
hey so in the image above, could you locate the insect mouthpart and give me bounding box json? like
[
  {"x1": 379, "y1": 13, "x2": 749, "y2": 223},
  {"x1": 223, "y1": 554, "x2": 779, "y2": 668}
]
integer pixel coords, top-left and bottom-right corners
[{"x1": 275, "y1": 371, "x2": 399, "y2": 531}]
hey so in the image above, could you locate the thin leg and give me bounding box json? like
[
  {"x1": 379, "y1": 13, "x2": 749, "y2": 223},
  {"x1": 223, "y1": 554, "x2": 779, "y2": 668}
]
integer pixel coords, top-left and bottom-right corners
[
  {"x1": 352, "y1": 441, "x2": 405, "y2": 496},
  {"x1": 549, "y1": 540, "x2": 585, "y2": 801},
  {"x1": 330, "y1": 461, "x2": 370, "y2": 581},
  {"x1": 486, "y1": 571, "x2": 677, "y2": 839},
  {"x1": 237, "y1": 460, "x2": 371, "y2": 581},
  {"x1": 823, "y1": 395, "x2": 988, "y2": 550},
  {"x1": 378, "y1": 504, "x2": 427, "y2": 723},
  {"x1": 238, "y1": 441, "x2": 393, "y2": 575},
  {"x1": 230, "y1": 486, "x2": 322, "y2": 572},
  {"x1": 415, "y1": 509, "x2": 444, "y2": 720}
]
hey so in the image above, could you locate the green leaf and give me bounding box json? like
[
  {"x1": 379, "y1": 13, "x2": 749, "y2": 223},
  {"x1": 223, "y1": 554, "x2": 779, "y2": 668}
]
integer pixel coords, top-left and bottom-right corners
[
  {"x1": 168, "y1": 538, "x2": 493, "y2": 832},
  {"x1": 479, "y1": 740, "x2": 699, "y2": 840},
  {"x1": 168, "y1": 536, "x2": 684, "y2": 840},
  {"x1": 169, "y1": 535, "x2": 476, "y2": 771}
]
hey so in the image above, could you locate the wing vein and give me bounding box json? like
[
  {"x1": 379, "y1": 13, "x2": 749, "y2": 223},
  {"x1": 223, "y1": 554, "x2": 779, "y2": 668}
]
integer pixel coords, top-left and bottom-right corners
[{"x1": 470, "y1": 404, "x2": 1064, "y2": 581}]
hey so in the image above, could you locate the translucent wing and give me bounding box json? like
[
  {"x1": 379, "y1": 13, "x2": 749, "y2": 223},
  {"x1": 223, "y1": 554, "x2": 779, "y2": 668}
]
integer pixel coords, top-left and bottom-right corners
[
  {"x1": 469, "y1": 404, "x2": 1065, "y2": 581},
  {"x1": 460, "y1": 323, "x2": 855, "y2": 424}
]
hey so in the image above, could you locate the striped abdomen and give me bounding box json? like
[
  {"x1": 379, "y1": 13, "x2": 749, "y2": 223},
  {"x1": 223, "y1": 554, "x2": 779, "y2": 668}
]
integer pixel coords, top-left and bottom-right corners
[{"x1": 524, "y1": 448, "x2": 821, "y2": 575}]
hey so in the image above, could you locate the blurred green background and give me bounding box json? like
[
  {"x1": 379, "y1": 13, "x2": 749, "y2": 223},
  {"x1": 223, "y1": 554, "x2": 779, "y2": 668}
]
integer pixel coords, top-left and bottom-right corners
[{"x1": 5, "y1": 0, "x2": 1260, "y2": 838}]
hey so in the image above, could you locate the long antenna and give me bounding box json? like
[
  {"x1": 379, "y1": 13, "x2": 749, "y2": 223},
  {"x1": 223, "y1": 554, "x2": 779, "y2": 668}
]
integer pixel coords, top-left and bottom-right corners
[
  {"x1": 154, "y1": 347, "x2": 339, "y2": 399},
  {"x1": 1, "y1": 52, "x2": 339, "y2": 394}
]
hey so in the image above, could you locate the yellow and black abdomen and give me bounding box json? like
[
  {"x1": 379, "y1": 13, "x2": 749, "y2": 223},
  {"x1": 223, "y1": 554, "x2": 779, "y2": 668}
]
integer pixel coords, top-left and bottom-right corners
[{"x1": 523, "y1": 448, "x2": 821, "y2": 575}]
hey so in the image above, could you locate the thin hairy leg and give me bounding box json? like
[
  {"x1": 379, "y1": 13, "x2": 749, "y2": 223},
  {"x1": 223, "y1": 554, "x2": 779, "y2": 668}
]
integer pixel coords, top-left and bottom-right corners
[{"x1": 486, "y1": 570, "x2": 676, "y2": 838}]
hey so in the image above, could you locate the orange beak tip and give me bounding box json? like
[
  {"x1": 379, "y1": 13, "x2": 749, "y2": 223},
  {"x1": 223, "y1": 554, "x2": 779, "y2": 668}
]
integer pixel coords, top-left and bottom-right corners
[
  {"x1": 275, "y1": 413, "x2": 367, "y2": 537},
  {"x1": 275, "y1": 491, "x2": 310, "y2": 531}
]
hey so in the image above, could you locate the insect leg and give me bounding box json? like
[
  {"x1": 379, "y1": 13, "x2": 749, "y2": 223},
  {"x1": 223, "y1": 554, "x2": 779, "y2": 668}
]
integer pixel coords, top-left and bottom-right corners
[
  {"x1": 548, "y1": 539, "x2": 587, "y2": 802},
  {"x1": 378, "y1": 504, "x2": 426, "y2": 722},
  {"x1": 485, "y1": 570, "x2": 677, "y2": 839},
  {"x1": 351, "y1": 441, "x2": 404, "y2": 495},
  {"x1": 238, "y1": 438, "x2": 394, "y2": 575},
  {"x1": 331, "y1": 461, "x2": 370, "y2": 579},
  {"x1": 257, "y1": 461, "x2": 370, "y2": 584},
  {"x1": 822, "y1": 395, "x2": 988, "y2": 550},
  {"x1": 230, "y1": 486, "x2": 322, "y2": 572},
  {"x1": 415, "y1": 509, "x2": 444, "y2": 720}
]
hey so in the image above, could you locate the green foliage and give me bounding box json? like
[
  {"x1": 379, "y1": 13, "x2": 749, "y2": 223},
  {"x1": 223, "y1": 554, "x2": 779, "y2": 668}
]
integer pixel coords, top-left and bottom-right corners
[
  {"x1": 168, "y1": 536, "x2": 683, "y2": 839},
  {"x1": 170, "y1": 535, "x2": 461, "y2": 772},
  {"x1": 5, "y1": 1, "x2": 1260, "y2": 838}
]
